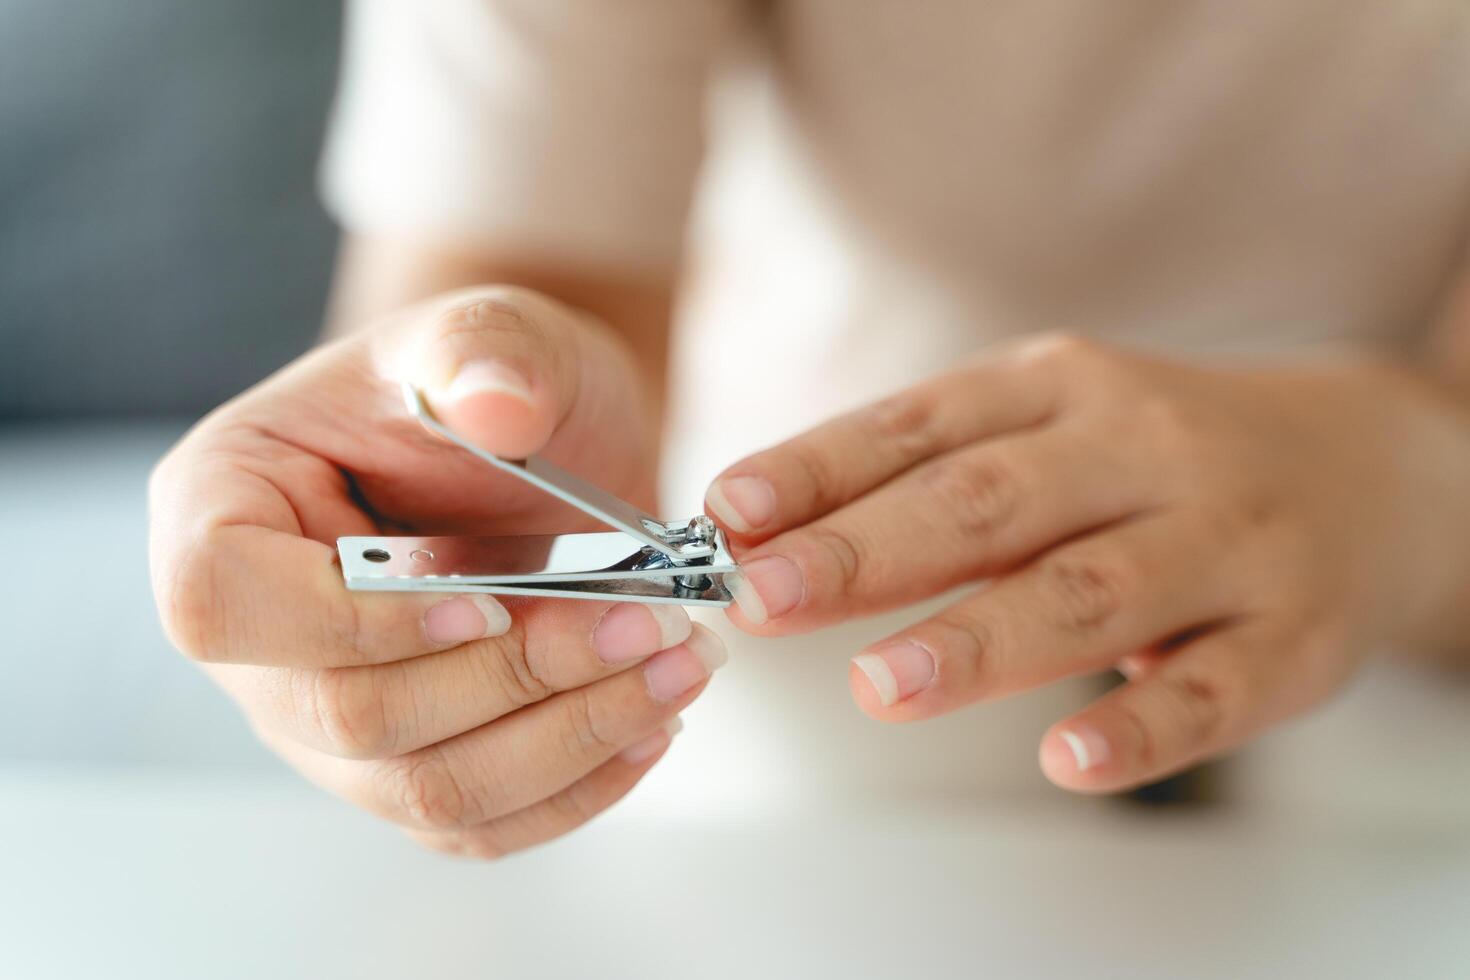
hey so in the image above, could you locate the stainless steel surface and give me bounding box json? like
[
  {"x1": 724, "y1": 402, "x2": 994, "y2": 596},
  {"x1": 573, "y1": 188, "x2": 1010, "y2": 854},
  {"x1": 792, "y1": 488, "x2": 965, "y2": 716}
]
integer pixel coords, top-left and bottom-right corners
[
  {"x1": 401, "y1": 383, "x2": 713, "y2": 561},
  {"x1": 339, "y1": 532, "x2": 736, "y2": 605},
  {"x1": 335, "y1": 385, "x2": 738, "y2": 605}
]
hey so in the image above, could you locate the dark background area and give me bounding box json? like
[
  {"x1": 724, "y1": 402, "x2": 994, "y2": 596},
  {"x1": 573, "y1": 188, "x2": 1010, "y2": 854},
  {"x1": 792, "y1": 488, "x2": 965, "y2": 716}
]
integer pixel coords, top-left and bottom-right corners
[{"x1": 0, "y1": 0, "x2": 341, "y2": 419}]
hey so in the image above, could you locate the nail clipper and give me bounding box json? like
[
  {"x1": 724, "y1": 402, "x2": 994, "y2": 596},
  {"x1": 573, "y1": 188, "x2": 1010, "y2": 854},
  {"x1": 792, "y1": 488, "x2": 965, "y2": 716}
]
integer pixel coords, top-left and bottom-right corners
[{"x1": 336, "y1": 384, "x2": 736, "y2": 606}]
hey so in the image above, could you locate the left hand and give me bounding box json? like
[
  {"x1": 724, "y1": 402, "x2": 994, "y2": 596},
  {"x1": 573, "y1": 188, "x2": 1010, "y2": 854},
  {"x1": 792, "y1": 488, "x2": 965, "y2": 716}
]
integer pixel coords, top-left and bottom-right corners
[{"x1": 704, "y1": 335, "x2": 1470, "y2": 792}]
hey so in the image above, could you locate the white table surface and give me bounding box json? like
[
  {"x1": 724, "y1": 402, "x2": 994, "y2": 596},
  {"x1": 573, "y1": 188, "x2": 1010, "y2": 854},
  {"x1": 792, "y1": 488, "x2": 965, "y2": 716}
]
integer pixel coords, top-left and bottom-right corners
[{"x1": 2, "y1": 767, "x2": 1466, "y2": 980}]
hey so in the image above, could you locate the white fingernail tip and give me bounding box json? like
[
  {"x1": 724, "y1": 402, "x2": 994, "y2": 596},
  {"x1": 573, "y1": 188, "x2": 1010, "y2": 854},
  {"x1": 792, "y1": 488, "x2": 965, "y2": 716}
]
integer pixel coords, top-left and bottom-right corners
[
  {"x1": 444, "y1": 360, "x2": 535, "y2": 406},
  {"x1": 468, "y1": 595, "x2": 512, "y2": 637},
  {"x1": 648, "y1": 604, "x2": 693, "y2": 650},
  {"x1": 1060, "y1": 729, "x2": 1094, "y2": 771},
  {"x1": 724, "y1": 571, "x2": 768, "y2": 625},
  {"x1": 685, "y1": 624, "x2": 729, "y2": 672},
  {"x1": 663, "y1": 715, "x2": 684, "y2": 738},
  {"x1": 704, "y1": 482, "x2": 751, "y2": 534},
  {"x1": 852, "y1": 653, "x2": 899, "y2": 707}
]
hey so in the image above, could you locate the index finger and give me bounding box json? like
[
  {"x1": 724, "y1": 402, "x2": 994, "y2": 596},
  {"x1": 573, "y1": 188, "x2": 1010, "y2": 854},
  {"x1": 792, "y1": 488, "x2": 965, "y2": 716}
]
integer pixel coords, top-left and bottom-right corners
[
  {"x1": 150, "y1": 287, "x2": 633, "y2": 668},
  {"x1": 149, "y1": 436, "x2": 509, "y2": 668},
  {"x1": 702, "y1": 342, "x2": 1058, "y2": 542}
]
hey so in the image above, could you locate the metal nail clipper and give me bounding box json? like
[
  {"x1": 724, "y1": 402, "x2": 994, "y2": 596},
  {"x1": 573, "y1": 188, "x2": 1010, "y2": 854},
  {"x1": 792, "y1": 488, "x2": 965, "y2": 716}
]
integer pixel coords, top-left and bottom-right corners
[{"x1": 336, "y1": 384, "x2": 737, "y2": 606}]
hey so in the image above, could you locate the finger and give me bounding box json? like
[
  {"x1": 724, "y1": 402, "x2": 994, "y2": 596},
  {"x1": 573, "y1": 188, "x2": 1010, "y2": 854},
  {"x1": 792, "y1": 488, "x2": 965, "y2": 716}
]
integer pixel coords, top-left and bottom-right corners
[
  {"x1": 704, "y1": 342, "x2": 1059, "y2": 539},
  {"x1": 150, "y1": 289, "x2": 642, "y2": 668},
  {"x1": 150, "y1": 428, "x2": 429, "y2": 668},
  {"x1": 275, "y1": 625, "x2": 726, "y2": 831},
  {"x1": 722, "y1": 424, "x2": 1155, "y2": 632},
  {"x1": 846, "y1": 512, "x2": 1243, "y2": 720},
  {"x1": 383, "y1": 286, "x2": 645, "y2": 461},
  {"x1": 154, "y1": 520, "x2": 518, "y2": 667},
  {"x1": 1037, "y1": 619, "x2": 1339, "y2": 793},
  {"x1": 210, "y1": 600, "x2": 693, "y2": 759},
  {"x1": 406, "y1": 718, "x2": 682, "y2": 860},
  {"x1": 151, "y1": 287, "x2": 655, "y2": 673},
  {"x1": 148, "y1": 415, "x2": 509, "y2": 669}
]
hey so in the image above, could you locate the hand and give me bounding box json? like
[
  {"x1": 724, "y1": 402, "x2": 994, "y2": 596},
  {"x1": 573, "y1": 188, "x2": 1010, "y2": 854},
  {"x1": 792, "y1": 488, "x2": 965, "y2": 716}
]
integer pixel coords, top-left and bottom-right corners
[
  {"x1": 150, "y1": 286, "x2": 726, "y2": 858},
  {"x1": 704, "y1": 335, "x2": 1470, "y2": 792}
]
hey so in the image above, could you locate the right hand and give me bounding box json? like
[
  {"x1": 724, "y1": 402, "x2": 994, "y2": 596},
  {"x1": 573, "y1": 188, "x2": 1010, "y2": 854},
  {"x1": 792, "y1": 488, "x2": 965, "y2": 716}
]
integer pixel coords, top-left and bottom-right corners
[{"x1": 149, "y1": 286, "x2": 726, "y2": 858}]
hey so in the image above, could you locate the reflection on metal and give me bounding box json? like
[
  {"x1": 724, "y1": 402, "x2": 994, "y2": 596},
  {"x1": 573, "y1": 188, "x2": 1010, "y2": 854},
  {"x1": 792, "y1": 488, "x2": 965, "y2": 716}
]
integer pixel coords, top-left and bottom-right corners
[{"x1": 336, "y1": 383, "x2": 737, "y2": 606}]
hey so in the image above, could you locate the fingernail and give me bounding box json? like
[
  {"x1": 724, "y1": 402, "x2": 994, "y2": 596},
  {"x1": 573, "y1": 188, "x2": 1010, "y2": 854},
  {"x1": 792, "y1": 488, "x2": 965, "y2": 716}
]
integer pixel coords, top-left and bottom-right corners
[
  {"x1": 1057, "y1": 723, "x2": 1111, "y2": 772},
  {"x1": 684, "y1": 623, "x2": 729, "y2": 672},
  {"x1": 643, "y1": 625, "x2": 727, "y2": 702},
  {"x1": 725, "y1": 556, "x2": 804, "y2": 625},
  {"x1": 592, "y1": 604, "x2": 692, "y2": 664},
  {"x1": 424, "y1": 595, "x2": 511, "y2": 644},
  {"x1": 851, "y1": 641, "x2": 937, "y2": 707},
  {"x1": 706, "y1": 476, "x2": 776, "y2": 534},
  {"x1": 619, "y1": 716, "x2": 683, "y2": 764},
  {"x1": 445, "y1": 359, "x2": 535, "y2": 408}
]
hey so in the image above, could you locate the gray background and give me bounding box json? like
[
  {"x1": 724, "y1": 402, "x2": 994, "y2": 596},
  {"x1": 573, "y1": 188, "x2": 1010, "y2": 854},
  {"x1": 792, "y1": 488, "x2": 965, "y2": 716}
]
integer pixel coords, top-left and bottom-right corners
[
  {"x1": 1, "y1": 0, "x2": 340, "y2": 769},
  {"x1": 0, "y1": 0, "x2": 338, "y2": 419}
]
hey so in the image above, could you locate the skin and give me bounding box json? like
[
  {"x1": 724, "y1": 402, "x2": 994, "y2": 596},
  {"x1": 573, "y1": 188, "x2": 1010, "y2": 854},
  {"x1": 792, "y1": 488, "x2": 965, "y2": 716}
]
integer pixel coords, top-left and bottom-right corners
[
  {"x1": 149, "y1": 253, "x2": 722, "y2": 860},
  {"x1": 152, "y1": 232, "x2": 1470, "y2": 858},
  {"x1": 707, "y1": 335, "x2": 1470, "y2": 793}
]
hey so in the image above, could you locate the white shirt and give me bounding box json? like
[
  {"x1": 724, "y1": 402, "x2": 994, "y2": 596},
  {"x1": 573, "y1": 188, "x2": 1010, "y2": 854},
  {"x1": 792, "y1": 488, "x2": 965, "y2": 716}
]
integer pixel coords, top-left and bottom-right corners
[{"x1": 320, "y1": 0, "x2": 1470, "y2": 808}]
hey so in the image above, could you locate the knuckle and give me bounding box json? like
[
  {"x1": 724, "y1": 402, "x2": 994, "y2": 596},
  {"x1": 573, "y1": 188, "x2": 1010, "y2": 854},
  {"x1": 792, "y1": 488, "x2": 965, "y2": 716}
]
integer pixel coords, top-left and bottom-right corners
[
  {"x1": 862, "y1": 390, "x2": 944, "y2": 460},
  {"x1": 1020, "y1": 333, "x2": 1136, "y2": 392},
  {"x1": 1240, "y1": 492, "x2": 1281, "y2": 532},
  {"x1": 336, "y1": 593, "x2": 367, "y2": 665},
  {"x1": 465, "y1": 295, "x2": 535, "y2": 333},
  {"x1": 306, "y1": 667, "x2": 397, "y2": 759},
  {"x1": 1155, "y1": 671, "x2": 1229, "y2": 752},
  {"x1": 927, "y1": 605, "x2": 1002, "y2": 681},
  {"x1": 926, "y1": 451, "x2": 1021, "y2": 542},
  {"x1": 434, "y1": 288, "x2": 546, "y2": 346},
  {"x1": 803, "y1": 523, "x2": 870, "y2": 598},
  {"x1": 1116, "y1": 669, "x2": 1235, "y2": 772},
  {"x1": 1113, "y1": 700, "x2": 1162, "y2": 770},
  {"x1": 544, "y1": 779, "x2": 602, "y2": 830},
  {"x1": 786, "y1": 441, "x2": 843, "y2": 514},
  {"x1": 1038, "y1": 555, "x2": 1131, "y2": 633},
  {"x1": 560, "y1": 687, "x2": 619, "y2": 759},
  {"x1": 482, "y1": 626, "x2": 554, "y2": 708},
  {"x1": 1020, "y1": 331, "x2": 1103, "y2": 368},
  {"x1": 382, "y1": 752, "x2": 472, "y2": 830}
]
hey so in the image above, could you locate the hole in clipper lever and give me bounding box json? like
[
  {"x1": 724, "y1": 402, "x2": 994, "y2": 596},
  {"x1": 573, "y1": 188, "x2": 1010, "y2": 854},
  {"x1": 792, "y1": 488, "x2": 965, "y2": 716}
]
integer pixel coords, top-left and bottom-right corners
[
  {"x1": 362, "y1": 548, "x2": 391, "y2": 563},
  {"x1": 409, "y1": 549, "x2": 435, "y2": 562}
]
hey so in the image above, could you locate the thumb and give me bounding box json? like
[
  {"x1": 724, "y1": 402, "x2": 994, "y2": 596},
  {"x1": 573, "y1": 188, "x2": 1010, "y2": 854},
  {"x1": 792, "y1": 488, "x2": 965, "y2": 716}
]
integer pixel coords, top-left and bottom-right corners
[{"x1": 388, "y1": 287, "x2": 588, "y2": 460}]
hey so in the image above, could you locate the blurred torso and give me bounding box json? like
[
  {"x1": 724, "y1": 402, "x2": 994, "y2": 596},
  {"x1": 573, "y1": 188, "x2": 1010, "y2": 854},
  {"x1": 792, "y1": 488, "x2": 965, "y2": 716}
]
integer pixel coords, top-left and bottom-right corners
[{"x1": 660, "y1": 0, "x2": 1470, "y2": 808}]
